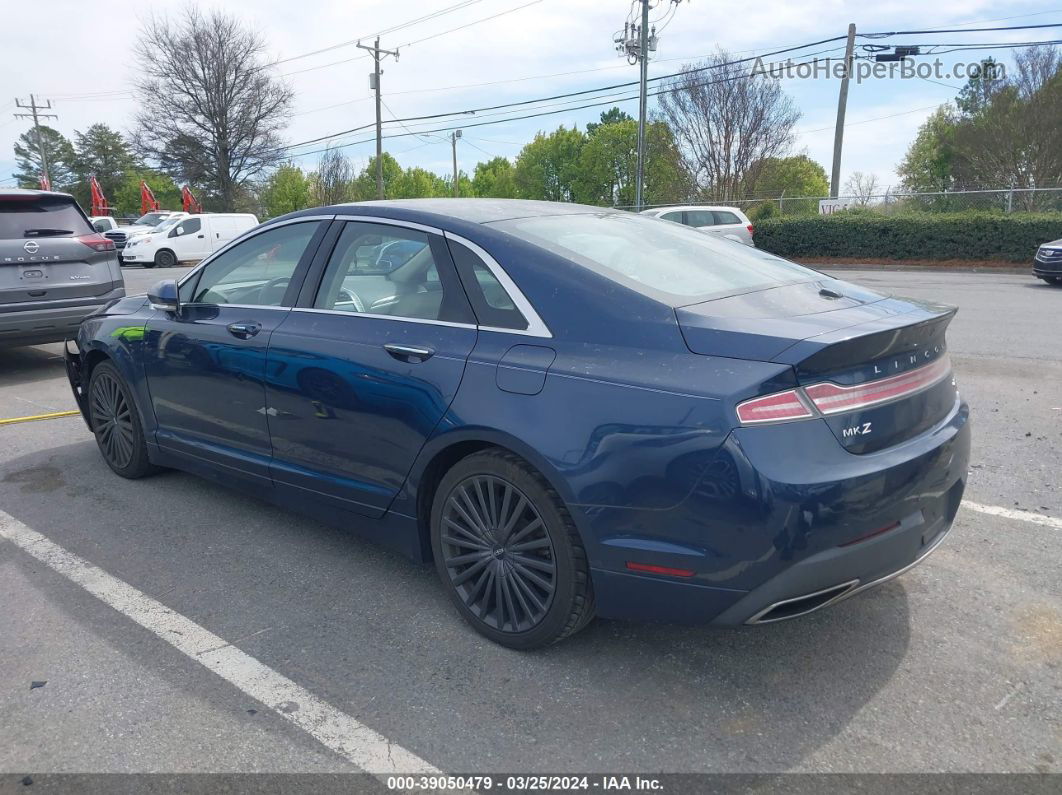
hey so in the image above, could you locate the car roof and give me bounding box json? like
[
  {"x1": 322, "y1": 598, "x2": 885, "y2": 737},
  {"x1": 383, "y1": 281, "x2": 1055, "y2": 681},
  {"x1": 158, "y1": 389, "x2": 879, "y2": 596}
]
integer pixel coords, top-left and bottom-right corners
[
  {"x1": 333, "y1": 198, "x2": 626, "y2": 225},
  {"x1": 0, "y1": 187, "x2": 76, "y2": 200},
  {"x1": 644, "y1": 205, "x2": 746, "y2": 213}
]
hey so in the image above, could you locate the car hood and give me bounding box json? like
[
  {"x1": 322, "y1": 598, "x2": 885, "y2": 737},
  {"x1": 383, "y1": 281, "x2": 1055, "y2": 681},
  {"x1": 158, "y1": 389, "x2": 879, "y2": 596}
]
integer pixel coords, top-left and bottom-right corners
[{"x1": 1040, "y1": 239, "x2": 1062, "y2": 248}]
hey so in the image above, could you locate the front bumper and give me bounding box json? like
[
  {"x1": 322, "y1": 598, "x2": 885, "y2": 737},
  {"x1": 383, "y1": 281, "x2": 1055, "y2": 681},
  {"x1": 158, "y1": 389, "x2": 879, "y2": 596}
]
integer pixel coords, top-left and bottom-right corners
[
  {"x1": 586, "y1": 398, "x2": 971, "y2": 625},
  {"x1": 0, "y1": 288, "x2": 125, "y2": 347}
]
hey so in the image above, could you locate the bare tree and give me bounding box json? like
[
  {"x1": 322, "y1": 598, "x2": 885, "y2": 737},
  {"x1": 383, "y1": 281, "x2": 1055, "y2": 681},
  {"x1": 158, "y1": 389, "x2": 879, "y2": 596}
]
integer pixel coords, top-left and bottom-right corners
[
  {"x1": 310, "y1": 148, "x2": 356, "y2": 205},
  {"x1": 844, "y1": 171, "x2": 880, "y2": 205},
  {"x1": 132, "y1": 6, "x2": 293, "y2": 210},
  {"x1": 657, "y1": 51, "x2": 800, "y2": 201}
]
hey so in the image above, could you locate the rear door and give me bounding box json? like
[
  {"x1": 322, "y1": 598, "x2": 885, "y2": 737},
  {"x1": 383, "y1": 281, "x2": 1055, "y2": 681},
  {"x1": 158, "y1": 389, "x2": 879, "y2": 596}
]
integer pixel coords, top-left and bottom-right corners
[
  {"x1": 265, "y1": 219, "x2": 478, "y2": 517},
  {"x1": 143, "y1": 218, "x2": 328, "y2": 483},
  {"x1": 0, "y1": 194, "x2": 118, "y2": 308}
]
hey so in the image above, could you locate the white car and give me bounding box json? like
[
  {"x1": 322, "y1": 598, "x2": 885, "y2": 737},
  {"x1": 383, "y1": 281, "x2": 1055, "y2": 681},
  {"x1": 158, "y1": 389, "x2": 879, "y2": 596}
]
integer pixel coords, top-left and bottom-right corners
[
  {"x1": 89, "y1": 215, "x2": 120, "y2": 233},
  {"x1": 640, "y1": 205, "x2": 755, "y2": 246},
  {"x1": 122, "y1": 213, "x2": 259, "y2": 268}
]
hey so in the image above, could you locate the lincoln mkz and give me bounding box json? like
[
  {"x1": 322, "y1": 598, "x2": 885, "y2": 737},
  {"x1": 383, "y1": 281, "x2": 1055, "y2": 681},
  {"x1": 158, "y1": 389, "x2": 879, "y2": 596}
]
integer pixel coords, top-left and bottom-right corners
[{"x1": 66, "y1": 199, "x2": 970, "y2": 648}]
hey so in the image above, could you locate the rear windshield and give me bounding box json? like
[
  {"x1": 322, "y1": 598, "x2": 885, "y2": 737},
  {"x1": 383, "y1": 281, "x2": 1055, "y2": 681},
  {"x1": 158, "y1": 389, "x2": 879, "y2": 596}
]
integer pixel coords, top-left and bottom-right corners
[
  {"x1": 0, "y1": 196, "x2": 92, "y2": 240},
  {"x1": 491, "y1": 212, "x2": 813, "y2": 305}
]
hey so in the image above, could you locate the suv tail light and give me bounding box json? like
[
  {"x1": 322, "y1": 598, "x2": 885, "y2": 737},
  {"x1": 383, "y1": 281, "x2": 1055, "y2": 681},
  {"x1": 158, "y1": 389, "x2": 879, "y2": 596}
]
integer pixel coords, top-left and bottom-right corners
[
  {"x1": 77, "y1": 233, "x2": 116, "y2": 252},
  {"x1": 747, "y1": 224, "x2": 755, "y2": 235},
  {"x1": 736, "y1": 389, "x2": 813, "y2": 424}
]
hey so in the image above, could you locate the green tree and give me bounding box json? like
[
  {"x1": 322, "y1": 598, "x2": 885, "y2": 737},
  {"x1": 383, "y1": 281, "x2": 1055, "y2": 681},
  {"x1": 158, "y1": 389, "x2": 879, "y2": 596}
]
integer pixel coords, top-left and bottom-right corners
[
  {"x1": 391, "y1": 166, "x2": 448, "y2": 198},
  {"x1": 260, "y1": 163, "x2": 311, "y2": 218},
  {"x1": 13, "y1": 125, "x2": 75, "y2": 189},
  {"x1": 71, "y1": 124, "x2": 139, "y2": 210},
  {"x1": 353, "y1": 153, "x2": 404, "y2": 199},
  {"x1": 513, "y1": 126, "x2": 585, "y2": 201},
  {"x1": 113, "y1": 169, "x2": 182, "y2": 216},
  {"x1": 586, "y1": 107, "x2": 633, "y2": 136},
  {"x1": 749, "y1": 155, "x2": 829, "y2": 197},
  {"x1": 472, "y1": 157, "x2": 517, "y2": 198},
  {"x1": 575, "y1": 119, "x2": 690, "y2": 206},
  {"x1": 896, "y1": 106, "x2": 959, "y2": 193}
]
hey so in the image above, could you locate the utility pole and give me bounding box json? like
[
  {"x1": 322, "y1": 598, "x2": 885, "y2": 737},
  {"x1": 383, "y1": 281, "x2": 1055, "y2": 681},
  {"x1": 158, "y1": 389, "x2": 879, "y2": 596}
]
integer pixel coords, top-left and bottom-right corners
[
  {"x1": 615, "y1": 1, "x2": 681, "y2": 211},
  {"x1": 357, "y1": 38, "x2": 399, "y2": 199},
  {"x1": 450, "y1": 130, "x2": 462, "y2": 197},
  {"x1": 14, "y1": 95, "x2": 58, "y2": 188},
  {"x1": 830, "y1": 23, "x2": 857, "y2": 198}
]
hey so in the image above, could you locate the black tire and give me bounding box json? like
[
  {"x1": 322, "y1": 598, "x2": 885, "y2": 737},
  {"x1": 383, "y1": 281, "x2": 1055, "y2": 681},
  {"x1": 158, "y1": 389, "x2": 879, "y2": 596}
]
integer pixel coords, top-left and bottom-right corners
[
  {"x1": 1045, "y1": 276, "x2": 1061, "y2": 286},
  {"x1": 87, "y1": 362, "x2": 160, "y2": 479},
  {"x1": 154, "y1": 249, "x2": 177, "y2": 268},
  {"x1": 430, "y1": 449, "x2": 595, "y2": 649}
]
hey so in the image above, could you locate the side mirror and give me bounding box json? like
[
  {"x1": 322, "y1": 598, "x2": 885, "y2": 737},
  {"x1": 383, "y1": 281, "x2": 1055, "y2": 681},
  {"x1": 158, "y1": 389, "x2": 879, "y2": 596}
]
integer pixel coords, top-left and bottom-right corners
[
  {"x1": 169, "y1": 226, "x2": 184, "y2": 238},
  {"x1": 148, "y1": 279, "x2": 180, "y2": 313}
]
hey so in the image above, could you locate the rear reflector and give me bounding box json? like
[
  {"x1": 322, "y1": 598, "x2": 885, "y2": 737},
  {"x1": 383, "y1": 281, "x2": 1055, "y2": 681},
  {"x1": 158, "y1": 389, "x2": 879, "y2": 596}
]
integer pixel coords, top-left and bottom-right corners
[
  {"x1": 625, "y1": 562, "x2": 695, "y2": 578},
  {"x1": 804, "y1": 355, "x2": 952, "y2": 416},
  {"x1": 736, "y1": 389, "x2": 814, "y2": 424},
  {"x1": 839, "y1": 521, "x2": 901, "y2": 547},
  {"x1": 77, "y1": 233, "x2": 116, "y2": 252}
]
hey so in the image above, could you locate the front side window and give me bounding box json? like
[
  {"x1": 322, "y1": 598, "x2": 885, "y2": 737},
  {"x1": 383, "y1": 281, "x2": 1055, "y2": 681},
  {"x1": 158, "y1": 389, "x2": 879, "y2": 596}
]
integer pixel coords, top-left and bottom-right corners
[
  {"x1": 181, "y1": 221, "x2": 320, "y2": 306},
  {"x1": 492, "y1": 212, "x2": 812, "y2": 304},
  {"x1": 175, "y1": 218, "x2": 201, "y2": 236},
  {"x1": 92, "y1": 218, "x2": 112, "y2": 233},
  {"x1": 314, "y1": 222, "x2": 471, "y2": 323}
]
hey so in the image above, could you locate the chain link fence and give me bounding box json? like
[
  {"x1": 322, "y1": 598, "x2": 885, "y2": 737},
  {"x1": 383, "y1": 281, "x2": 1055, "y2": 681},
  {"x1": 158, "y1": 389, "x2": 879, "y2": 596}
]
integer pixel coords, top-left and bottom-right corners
[{"x1": 629, "y1": 188, "x2": 1062, "y2": 217}]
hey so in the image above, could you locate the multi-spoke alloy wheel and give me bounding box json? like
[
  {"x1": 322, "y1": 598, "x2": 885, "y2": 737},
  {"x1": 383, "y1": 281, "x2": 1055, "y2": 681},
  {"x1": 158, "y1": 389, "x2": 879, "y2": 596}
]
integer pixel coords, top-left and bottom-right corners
[
  {"x1": 86, "y1": 362, "x2": 159, "y2": 479},
  {"x1": 90, "y1": 370, "x2": 135, "y2": 469},
  {"x1": 431, "y1": 449, "x2": 595, "y2": 649},
  {"x1": 441, "y1": 475, "x2": 556, "y2": 633}
]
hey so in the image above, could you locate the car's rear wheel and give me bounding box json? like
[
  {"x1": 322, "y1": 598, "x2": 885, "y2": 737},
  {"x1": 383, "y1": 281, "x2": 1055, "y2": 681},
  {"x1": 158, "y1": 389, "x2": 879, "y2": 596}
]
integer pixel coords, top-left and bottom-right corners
[
  {"x1": 154, "y1": 249, "x2": 177, "y2": 268},
  {"x1": 430, "y1": 449, "x2": 594, "y2": 649},
  {"x1": 87, "y1": 362, "x2": 160, "y2": 479}
]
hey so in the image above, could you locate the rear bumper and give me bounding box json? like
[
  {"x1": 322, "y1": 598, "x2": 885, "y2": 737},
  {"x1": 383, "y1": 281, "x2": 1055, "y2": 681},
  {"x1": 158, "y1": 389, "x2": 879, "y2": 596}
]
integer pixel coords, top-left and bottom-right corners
[
  {"x1": 0, "y1": 288, "x2": 125, "y2": 346},
  {"x1": 585, "y1": 398, "x2": 971, "y2": 625}
]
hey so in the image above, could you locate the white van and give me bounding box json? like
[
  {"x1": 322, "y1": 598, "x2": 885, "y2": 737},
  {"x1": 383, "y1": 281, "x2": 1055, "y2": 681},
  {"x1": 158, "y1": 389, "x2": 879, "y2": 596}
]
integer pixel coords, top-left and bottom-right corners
[{"x1": 122, "y1": 213, "x2": 259, "y2": 268}]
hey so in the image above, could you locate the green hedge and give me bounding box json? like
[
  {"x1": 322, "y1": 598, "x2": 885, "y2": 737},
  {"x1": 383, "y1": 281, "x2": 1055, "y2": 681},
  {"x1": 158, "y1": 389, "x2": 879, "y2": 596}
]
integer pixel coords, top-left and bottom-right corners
[{"x1": 753, "y1": 212, "x2": 1062, "y2": 262}]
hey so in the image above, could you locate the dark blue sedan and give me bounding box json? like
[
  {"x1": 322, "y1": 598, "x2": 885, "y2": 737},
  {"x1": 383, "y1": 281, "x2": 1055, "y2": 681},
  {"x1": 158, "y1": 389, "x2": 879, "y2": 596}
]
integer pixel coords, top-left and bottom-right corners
[{"x1": 66, "y1": 200, "x2": 970, "y2": 648}]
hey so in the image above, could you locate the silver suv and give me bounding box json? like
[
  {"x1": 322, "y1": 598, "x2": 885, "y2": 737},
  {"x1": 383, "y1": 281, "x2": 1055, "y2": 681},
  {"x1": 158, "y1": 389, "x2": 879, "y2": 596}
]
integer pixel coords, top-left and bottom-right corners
[{"x1": 1, "y1": 189, "x2": 125, "y2": 347}]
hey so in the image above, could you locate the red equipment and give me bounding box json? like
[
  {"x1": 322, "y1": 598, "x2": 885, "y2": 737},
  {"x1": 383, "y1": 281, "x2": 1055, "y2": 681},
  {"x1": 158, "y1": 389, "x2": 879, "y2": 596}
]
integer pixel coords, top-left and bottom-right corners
[
  {"x1": 140, "y1": 180, "x2": 160, "y2": 215},
  {"x1": 38, "y1": 175, "x2": 51, "y2": 191},
  {"x1": 89, "y1": 176, "x2": 114, "y2": 216},
  {"x1": 181, "y1": 184, "x2": 202, "y2": 213}
]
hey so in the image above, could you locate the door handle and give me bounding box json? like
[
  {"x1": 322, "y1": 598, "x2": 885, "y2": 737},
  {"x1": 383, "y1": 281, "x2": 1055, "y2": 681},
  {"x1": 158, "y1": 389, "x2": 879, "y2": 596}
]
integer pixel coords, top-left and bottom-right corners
[
  {"x1": 384, "y1": 343, "x2": 434, "y2": 362},
  {"x1": 227, "y1": 321, "x2": 262, "y2": 339},
  {"x1": 197, "y1": 234, "x2": 204, "y2": 238}
]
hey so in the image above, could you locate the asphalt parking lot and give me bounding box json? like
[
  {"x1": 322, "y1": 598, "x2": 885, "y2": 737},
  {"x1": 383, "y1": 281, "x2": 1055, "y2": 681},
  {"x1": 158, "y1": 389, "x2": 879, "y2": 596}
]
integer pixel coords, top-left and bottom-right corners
[{"x1": 1, "y1": 266, "x2": 1059, "y2": 776}]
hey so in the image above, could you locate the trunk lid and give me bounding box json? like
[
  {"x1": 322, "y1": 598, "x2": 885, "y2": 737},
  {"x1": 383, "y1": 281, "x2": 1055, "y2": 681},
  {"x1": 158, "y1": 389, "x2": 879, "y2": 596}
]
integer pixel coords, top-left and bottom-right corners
[{"x1": 676, "y1": 278, "x2": 958, "y2": 453}]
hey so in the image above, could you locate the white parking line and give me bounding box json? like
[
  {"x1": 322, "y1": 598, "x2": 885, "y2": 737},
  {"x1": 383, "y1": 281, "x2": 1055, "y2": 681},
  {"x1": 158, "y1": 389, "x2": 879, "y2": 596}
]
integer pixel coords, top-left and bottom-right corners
[
  {"x1": 963, "y1": 501, "x2": 1062, "y2": 531},
  {"x1": 0, "y1": 509, "x2": 441, "y2": 776}
]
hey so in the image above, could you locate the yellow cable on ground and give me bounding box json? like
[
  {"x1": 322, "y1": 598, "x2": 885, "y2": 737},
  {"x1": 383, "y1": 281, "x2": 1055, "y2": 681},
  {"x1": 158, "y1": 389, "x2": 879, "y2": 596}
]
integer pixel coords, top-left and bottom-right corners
[{"x1": 0, "y1": 410, "x2": 81, "y2": 426}]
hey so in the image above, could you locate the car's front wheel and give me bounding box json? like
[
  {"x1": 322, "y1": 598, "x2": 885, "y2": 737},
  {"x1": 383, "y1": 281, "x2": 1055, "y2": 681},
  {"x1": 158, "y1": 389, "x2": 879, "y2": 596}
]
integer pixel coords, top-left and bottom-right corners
[
  {"x1": 87, "y1": 362, "x2": 160, "y2": 479},
  {"x1": 154, "y1": 249, "x2": 177, "y2": 268},
  {"x1": 430, "y1": 449, "x2": 595, "y2": 649}
]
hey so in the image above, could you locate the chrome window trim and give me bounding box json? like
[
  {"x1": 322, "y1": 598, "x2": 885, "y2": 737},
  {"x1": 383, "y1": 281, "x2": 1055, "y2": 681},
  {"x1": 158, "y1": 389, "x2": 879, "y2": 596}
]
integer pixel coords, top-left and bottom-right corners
[
  {"x1": 290, "y1": 307, "x2": 476, "y2": 331},
  {"x1": 442, "y1": 231, "x2": 552, "y2": 339},
  {"x1": 176, "y1": 215, "x2": 337, "y2": 293}
]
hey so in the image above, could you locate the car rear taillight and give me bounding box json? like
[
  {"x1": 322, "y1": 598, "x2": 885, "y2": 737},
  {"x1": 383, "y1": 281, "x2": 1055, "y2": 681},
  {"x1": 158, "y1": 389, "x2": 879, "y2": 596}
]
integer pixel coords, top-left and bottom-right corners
[
  {"x1": 736, "y1": 389, "x2": 814, "y2": 424},
  {"x1": 747, "y1": 224, "x2": 754, "y2": 235},
  {"x1": 803, "y1": 355, "x2": 952, "y2": 416},
  {"x1": 77, "y1": 233, "x2": 116, "y2": 252}
]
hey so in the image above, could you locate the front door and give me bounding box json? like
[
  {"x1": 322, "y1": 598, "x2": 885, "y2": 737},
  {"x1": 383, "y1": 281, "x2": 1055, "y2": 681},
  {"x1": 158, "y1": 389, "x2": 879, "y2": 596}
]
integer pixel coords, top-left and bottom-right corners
[
  {"x1": 171, "y1": 217, "x2": 210, "y2": 261},
  {"x1": 265, "y1": 220, "x2": 478, "y2": 517},
  {"x1": 143, "y1": 219, "x2": 326, "y2": 483}
]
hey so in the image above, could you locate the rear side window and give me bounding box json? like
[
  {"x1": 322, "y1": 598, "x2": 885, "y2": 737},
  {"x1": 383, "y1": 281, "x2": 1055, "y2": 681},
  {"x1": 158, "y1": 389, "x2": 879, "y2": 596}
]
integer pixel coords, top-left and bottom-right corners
[
  {"x1": 492, "y1": 212, "x2": 812, "y2": 304},
  {"x1": 685, "y1": 210, "x2": 715, "y2": 227},
  {"x1": 713, "y1": 210, "x2": 741, "y2": 225},
  {"x1": 0, "y1": 196, "x2": 92, "y2": 239},
  {"x1": 448, "y1": 240, "x2": 528, "y2": 331}
]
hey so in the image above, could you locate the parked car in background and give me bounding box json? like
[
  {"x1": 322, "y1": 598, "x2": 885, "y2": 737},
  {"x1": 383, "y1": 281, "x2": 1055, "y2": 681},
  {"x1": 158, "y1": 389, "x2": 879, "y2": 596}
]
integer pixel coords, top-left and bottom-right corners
[
  {"x1": 1033, "y1": 238, "x2": 1062, "y2": 284},
  {"x1": 67, "y1": 199, "x2": 968, "y2": 649},
  {"x1": 0, "y1": 189, "x2": 124, "y2": 347},
  {"x1": 90, "y1": 215, "x2": 120, "y2": 234},
  {"x1": 121, "y1": 213, "x2": 259, "y2": 267},
  {"x1": 104, "y1": 211, "x2": 187, "y2": 254},
  {"x1": 641, "y1": 205, "x2": 755, "y2": 246}
]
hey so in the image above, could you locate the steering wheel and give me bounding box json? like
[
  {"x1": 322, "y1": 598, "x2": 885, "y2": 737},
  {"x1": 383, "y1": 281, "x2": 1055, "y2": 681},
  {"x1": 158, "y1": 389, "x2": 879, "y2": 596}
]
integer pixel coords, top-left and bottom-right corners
[
  {"x1": 338, "y1": 288, "x2": 366, "y2": 313},
  {"x1": 260, "y1": 276, "x2": 291, "y2": 305}
]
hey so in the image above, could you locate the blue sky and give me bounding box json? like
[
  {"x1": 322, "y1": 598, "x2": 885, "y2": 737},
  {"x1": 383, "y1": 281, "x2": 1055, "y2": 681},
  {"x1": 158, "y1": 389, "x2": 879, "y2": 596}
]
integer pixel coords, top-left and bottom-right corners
[{"x1": 3, "y1": 0, "x2": 1060, "y2": 196}]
